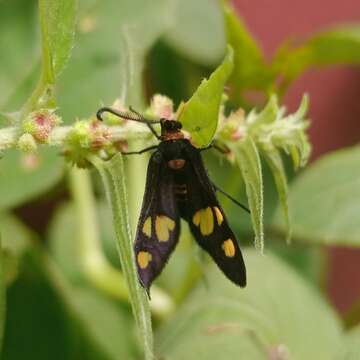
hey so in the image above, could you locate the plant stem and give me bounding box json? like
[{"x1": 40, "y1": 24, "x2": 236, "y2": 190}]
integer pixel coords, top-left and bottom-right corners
[
  {"x1": 69, "y1": 167, "x2": 174, "y2": 319},
  {"x1": 126, "y1": 139, "x2": 149, "y2": 231},
  {"x1": 38, "y1": 0, "x2": 55, "y2": 85},
  {"x1": 0, "y1": 127, "x2": 19, "y2": 150},
  {"x1": 68, "y1": 168, "x2": 129, "y2": 300},
  {"x1": 0, "y1": 124, "x2": 151, "y2": 151}
]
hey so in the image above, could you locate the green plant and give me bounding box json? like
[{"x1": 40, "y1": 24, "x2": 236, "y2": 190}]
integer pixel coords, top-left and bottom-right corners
[{"x1": 0, "y1": 0, "x2": 360, "y2": 359}]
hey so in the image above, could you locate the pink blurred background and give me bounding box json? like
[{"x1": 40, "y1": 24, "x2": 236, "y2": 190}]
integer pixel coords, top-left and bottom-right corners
[{"x1": 232, "y1": 0, "x2": 360, "y2": 312}]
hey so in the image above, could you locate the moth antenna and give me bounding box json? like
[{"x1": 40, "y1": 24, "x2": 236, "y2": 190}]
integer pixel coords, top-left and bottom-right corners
[
  {"x1": 129, "y1": 106, "x2": 145, "y2": 119},
  {"x1": 96, "y1": 106, "x2": 160, "y2": 125}
]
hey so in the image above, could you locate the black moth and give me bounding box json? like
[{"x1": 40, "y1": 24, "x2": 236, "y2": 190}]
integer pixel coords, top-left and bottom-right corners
[{"x1": 97, "y1": 107, "x2": 249, "y2": 293}]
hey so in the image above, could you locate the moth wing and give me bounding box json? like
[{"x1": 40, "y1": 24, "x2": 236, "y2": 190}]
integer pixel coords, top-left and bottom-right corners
[
  {"x1": 134, "y1": 151, "x2": 180, "y2": 292},
  {"x1": 183, "y1": 142, "x2": 246, "y2": 287}
]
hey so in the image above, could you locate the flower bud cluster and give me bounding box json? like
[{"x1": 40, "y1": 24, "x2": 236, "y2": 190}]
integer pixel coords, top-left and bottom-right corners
[
  {"x1": 63, "y1": 119, "x2": 111, "y2": 167},
  {"x1": 22, "y1": 109, "x2": 61, "y2": 143}
]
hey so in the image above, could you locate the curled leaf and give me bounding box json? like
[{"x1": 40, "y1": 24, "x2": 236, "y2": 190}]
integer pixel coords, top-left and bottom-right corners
[
  {"x1": 232, "y1": 137, "x2": 263, "y2": 251},
  {"x1": 179, "y1": 46, "x2": 234, "y2": 147}
]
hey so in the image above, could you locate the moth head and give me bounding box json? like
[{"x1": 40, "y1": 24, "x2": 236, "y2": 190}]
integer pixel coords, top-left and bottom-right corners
[
  {"x1": 160, "y1": 119, "x2": 184, "y2": 141},
  {"x1": 160, "y1": 118, "x2": 182, "y2": 132}
]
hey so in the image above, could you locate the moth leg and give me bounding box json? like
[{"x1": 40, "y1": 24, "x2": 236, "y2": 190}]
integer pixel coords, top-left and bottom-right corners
[
  {"x1": 199, "y1": 144, "x2": 212, "y2": 152},
  {"x1": 121, "y1": 145, "x2": 158, "y2": 155},
  {"x1": 200, "y1": 142, "x2": 230, "y2": 154},
  {"x1": 212, "y1": 182, "x2": 250, "y2": 214}
]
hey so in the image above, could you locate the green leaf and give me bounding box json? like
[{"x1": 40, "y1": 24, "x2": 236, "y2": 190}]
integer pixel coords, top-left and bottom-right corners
[
  {"x1": 49, "y1": 201, "x2": 118, "y2": 286},
  {"x1": 91, "y1": 154, "x2": 154, "y2": 360},
  {"x1": 270, "y1": 245, "x2": 325, "y2": 284},
  {"x1": 164, "y1": 0, "x2": 226, "y2": 66},
  {"x1": 223, "y1": 1, "x2": 273, "y2": 98},
  {"x1": 21, "y1": 0, "x2": 78, "y2": 113},
  {"x1": 68, "y1": 287, "x2": 138, "y2": 360},
  {"x1": 2, "y1": 247, "x2": 136, "y2": 359},
  {"x1": 261, "y1": 149, "x2": 290, "y2": 241},
  {"x1": 3, "y1": 251, "x2": 73, "y2": 360},
  {"x1": 1, "y1": 215, "x2": 137, "y2": 358},
  {"x1": 179, "y1": 47, "x2": 234, "y2": 147},
  {"x1": 157, "y1": 250, "x2": 342, "y2": 359},
  {"x1": 0, "y1": 235, "x2": 5, "y2": 354},
  {"x1": 58, "y1": 0, "x2": 175, "y2": 121},
  {"x1": 273, "y1": 24, "x2": 360, "y2": 88},
  {"x1": 49, "y1": 203, "x2": 86, "y2": 284},
  {"x1": 233, "y1": 137, "x2": 264, "y2": 250},
  {"x1": 217, "y1": 95, "x2": 310, "y2": 244},
  {"x1": 38, "y1": 0, "x2": 78, "y2": 81},
  {"x1": 273, "y1": 145, "x2": 360, "y2": 245},
  {"x1": 246, "y1": 95, "x2": 279, "y2": 131},
  {"x1": 0, "y1": 0, "x2": 38, "y2": 109},
  {"x1": 0, "y1": 214, "x2": 32, "y2": 285},
  {"x1": 0, "y1": 148, "x2": 64, "y2": 211},
  {"x1": 245, "y1": 95, "x2": 310, "y2": 242},
  {"x1": 253, "y1": 95, "x2": 311, "y2": 242},
  {"x1": 336, "y1": 326, "x2": 360, "y2": 359}
]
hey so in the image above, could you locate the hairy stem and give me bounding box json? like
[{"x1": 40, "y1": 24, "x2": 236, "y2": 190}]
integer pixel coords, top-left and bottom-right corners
[
  {"x1": 69, "y1": 167, "x2": 174, "y2": 318},
  {"x1": 0, "y1": 124, "x2": 151, "y2": 151}
]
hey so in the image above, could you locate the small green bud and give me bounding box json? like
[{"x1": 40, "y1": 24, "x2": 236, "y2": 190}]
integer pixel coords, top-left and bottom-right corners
[
  {"x1": 17, "y1": 133, "x2": 38, "y2": 153},
  {"x1": 22, "y1": 118, "x2": 37, "y2": 134},
  {"x1": 64, "y1": 119, "x2": 111, "y2": 168},
  {"x1": 69, "y1": 121, "x2": 92, "y2": 148}
]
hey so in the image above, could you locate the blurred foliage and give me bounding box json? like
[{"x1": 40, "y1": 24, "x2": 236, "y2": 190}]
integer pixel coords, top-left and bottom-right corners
[
  {"x1": 336, "y1": 325, "x2": 360, "y2": 359},
  {"x1": 163, "y1": 0, "x2": 226, "y2": 66},
  {"x1": 0, "y1": 149, "x2": 64, "y2": 211},
  {"x1": 157, "y1": 250, "x2": 342, "y2": 360},
  {"x1": 0, "y1": 236, "x2": 4, "y2": 353},
  {"x1": 0, "y1": 0, "x2": 39, "y2": 112},
  {"x1": 1, "y1": 0, "x2": 360, "y2": 359},
  {"x1": 1, "y1": 215, "x2": 137, "y2": 360},
  {"x1": 273, "y1": 145, "x2": 360, "y2": 246}
]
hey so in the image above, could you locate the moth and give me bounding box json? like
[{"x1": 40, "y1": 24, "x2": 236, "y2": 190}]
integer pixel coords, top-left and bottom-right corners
[{"x1": 97, "y1": 107, "x2": 249, "y2": 293}]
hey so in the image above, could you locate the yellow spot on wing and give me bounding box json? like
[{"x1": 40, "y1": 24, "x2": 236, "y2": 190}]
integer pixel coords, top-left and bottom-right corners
[
  {"x1": 156, "y1": 215, "x2": 175, "y2": 242},
  {"x1": 137, "y1": 251, "x2": 152, "y2": 269},
  {"x1": 222, "y1": 239, "x2": 236, "y2": 257},
  {"x1": 142, "y1": 217, "x2": 152, "y2": 237},
  {"x1": 192, "y1": 211, "x2": 201, "y2": 226},
  {"x1": 213, "y1": 207, "x2": 223, "y2": 225},
  {"x1": 200, "y1": 207, "x2": 214, "y2": 236}
]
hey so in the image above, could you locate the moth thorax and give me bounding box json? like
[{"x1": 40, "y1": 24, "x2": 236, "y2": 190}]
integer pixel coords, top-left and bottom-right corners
[{"x1": 168, "y1": 159, "x2": 186, "y2": 170}]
